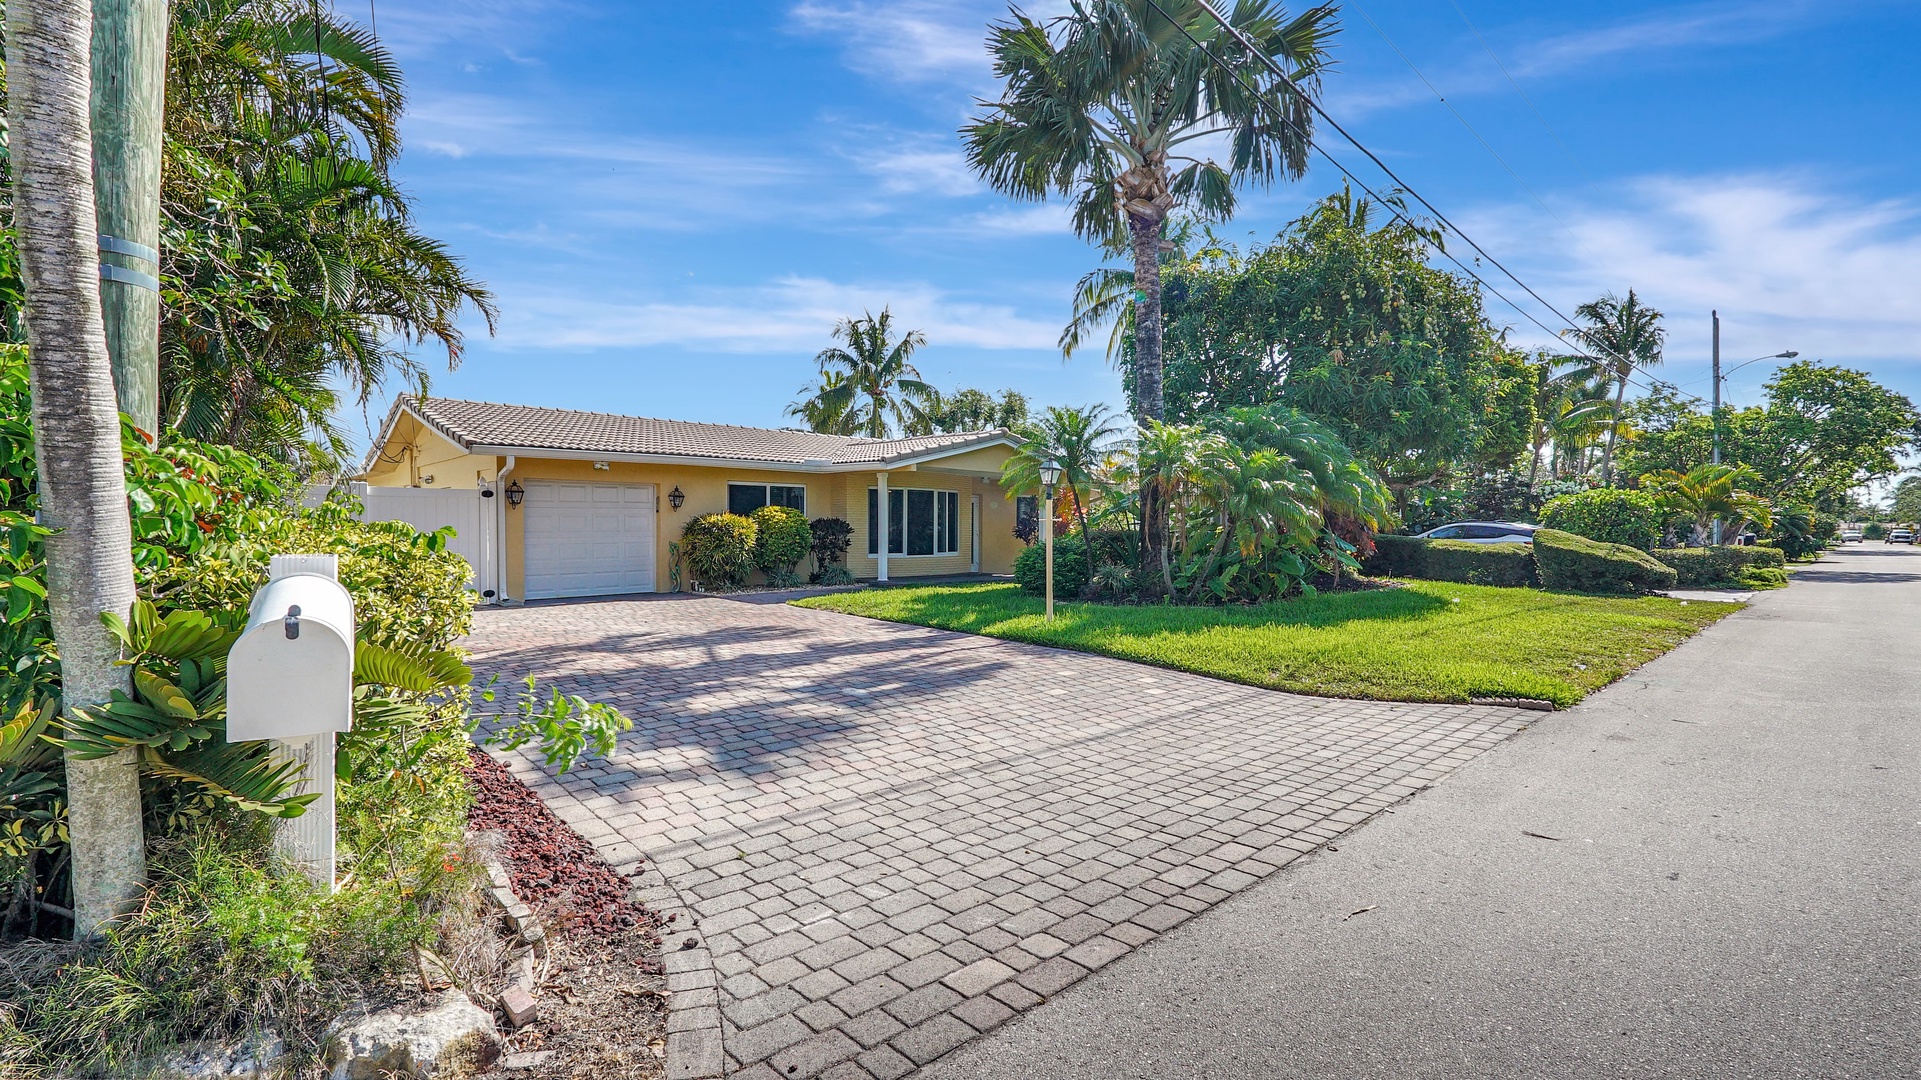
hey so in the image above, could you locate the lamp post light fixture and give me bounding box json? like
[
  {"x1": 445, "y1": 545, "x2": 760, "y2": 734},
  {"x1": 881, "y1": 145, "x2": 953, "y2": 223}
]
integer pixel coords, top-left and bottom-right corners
[
  {"x1": 1039, "y1": 458, "x2": 1062, "y2": 622},
  {"x1": 505, "y1": 480, "x2": 524, "y2": 507},
  {"x1": 1709, "y1": 311, "x2": 1796, "y2": 544},
  {"x1": 668, "y1": 486, "x2": 685, "y2": 511}
]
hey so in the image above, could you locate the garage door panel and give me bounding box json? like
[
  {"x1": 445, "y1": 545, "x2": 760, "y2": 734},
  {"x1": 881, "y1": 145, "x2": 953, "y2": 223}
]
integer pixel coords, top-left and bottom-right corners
[{"x1": 523, "y1": 480, "x2": 656, "y2": 599}]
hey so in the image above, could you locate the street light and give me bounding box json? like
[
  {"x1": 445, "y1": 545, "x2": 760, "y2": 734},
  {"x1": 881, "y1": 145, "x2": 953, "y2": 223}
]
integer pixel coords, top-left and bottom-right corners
[
  {"x1": 1710, "y1": 310, "x2": 1796, "y2": 543},
  {"x1": 1039, "y1": 458, "x2": 1062, "y2": 622}
]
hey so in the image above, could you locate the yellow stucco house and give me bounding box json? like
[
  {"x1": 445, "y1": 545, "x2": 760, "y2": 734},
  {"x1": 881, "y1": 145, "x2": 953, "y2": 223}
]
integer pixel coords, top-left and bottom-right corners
[{"x1": 358, "y1": 396, "x2": 1032, "y2": 602}]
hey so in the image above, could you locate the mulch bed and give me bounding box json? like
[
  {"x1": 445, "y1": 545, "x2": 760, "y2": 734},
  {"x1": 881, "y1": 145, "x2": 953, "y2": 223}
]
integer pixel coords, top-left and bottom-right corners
[{"x1": 465, "y1": 749, "x2": 669, "y2": 1079}]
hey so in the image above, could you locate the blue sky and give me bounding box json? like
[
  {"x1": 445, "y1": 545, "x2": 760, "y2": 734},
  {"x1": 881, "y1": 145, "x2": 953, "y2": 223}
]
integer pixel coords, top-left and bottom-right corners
[{"x1": 356, "y1": 0, "x2": 1921, "y2": 452}]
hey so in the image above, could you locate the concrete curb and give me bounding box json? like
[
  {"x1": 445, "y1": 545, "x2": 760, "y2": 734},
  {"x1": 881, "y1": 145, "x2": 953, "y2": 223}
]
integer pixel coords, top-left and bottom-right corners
[{"x1": 626, "y1": 859, "x2": 725, "y2": 1080}]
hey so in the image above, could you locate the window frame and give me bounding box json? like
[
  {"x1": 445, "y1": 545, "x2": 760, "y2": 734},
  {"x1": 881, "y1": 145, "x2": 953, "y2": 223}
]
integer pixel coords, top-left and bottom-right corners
[
  {"x1": 728, "y1": 481, "x2": 806, "y2": 517},
  {"x1": 867, "y1": 486, "x2": 962, "y2": 557}
]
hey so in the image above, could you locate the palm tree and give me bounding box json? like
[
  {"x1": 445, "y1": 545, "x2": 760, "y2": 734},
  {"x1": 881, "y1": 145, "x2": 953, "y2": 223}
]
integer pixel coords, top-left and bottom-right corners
[
  {"x1": 964, "y1": 0, "x2": 1337, "y2": 573},
  {"x1": 1002, "y1": 404, "x2": 1127, "y2": 582},
  {"x1": 1649, "y1": 465, "x2": 1774, "y2": 547},
  {"x1": 1525, "y1": 356, "x2": 1613, "y2": 491},
  {"x1": 787, "y1": 309, "x2": 936, "y2": 438},
  {"x1": 7, "y1": 0, "x2": 148, "y2": 935},
  {"x1": 1564, "y1": 289, "x2": 1665, "y2": 485}
]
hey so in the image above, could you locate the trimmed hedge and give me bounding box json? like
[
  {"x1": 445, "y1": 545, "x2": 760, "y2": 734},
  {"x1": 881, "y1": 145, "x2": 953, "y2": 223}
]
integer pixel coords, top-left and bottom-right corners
[
  {"x1": 750, "y1": 505, "x2": 812, "y2": 573},
  {"x1": 1361, "y1": 535, "x2": 1536, "y2": 586},
  {"x1": 1539, "y1": 488, "x2": 1665, "y2": 551},
  {"x1": 681, "y1": 512, "x2": 758, "y2": 590},
  {"x1": 1654, "y1": 545, "x2": 1786, "y2": 587},
  {"x1": 1534, "y1": 528, "x2": 1677, "y2": 594}
]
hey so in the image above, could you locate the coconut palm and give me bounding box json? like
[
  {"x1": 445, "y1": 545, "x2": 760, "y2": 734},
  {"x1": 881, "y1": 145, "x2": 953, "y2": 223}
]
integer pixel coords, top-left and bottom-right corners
[
  {"x1": 1002, "y1": 404, "x2": 1128, "y2": 582},
  {"x1": 787, "y1": 309, "x2": 936, "y2": 439},
  {"x1": 1525, "y1": 357, "x2": 1615, "y2": 488},
  {"x1": 1648, "y1": 464, "x2": 1774, "y2": 547},
  {"x1": 1563, "y1": 289, "x2": 1665, "y2": 485},
  {"x1": 964, "y1": 0, "x2": 1337, "y2": 573},
  {"x1": 6, "y1": 0, "x2": 148, "y2": 935}
]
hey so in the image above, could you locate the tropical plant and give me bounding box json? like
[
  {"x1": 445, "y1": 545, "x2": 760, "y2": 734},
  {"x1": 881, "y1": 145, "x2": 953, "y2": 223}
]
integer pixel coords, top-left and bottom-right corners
[
  {"x1": 1137, "y1": 191, "x2": 1531, "y2": 488},
  {"x1": 964, "y1": 0, "x2": 1338, "y2": 571},
  {"x1": 750, "y1": 505, "x2": 813, "y2": 584},
  {"x1": 1525, "y1": 354, "x2": 1613, "y2": 491},
  {"x1": 3, "y1": 1, "x2": 150, "y2": 936},
  {"x1": 786, "y1": 309, "x2": 936, "y2": 438},
  {"x1": 680, "y1": 513, "x2": 758, "y2": 590},
  {"x1": 156, "y1": 0, "x2": 497, "y2": 471},
  {"x1": 1563, "y1": 290, "x2": 1665, "y2": 485},
  {"x1": 1646, "y1": 464, "x2": 1775, "y2": 546},
  {"x1": 808, "y1": 517, "x2": 854, "y2": 581},
  {"x1": 1002, "y1": 405, "x2": 1128, "y2": 584},
  {"x1": 1533, "y1": 528, "x2": 1677, "y2": 595}
]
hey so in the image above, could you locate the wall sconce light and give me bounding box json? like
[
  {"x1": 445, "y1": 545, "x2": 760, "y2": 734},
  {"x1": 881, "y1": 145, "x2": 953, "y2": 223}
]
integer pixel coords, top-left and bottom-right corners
[
  {"x1": 419, "y1": 474, "x2": 435, "y2": 486},
  {"x1": 593, "y1": 461, "x2": 610, "y2": 471},
  {"x1": 668, "y1": 486, "x2": 685, "y2": 511},
  {"x1": 505, "y1": 480, "x2": 524, "y2": 506}
]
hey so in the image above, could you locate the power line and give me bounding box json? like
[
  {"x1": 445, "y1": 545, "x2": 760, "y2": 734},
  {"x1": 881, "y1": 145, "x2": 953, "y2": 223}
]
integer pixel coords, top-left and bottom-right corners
[
  {"x1": 1346, "y1": 0, "x2": 1582, "y2": 251},
  {"x1": 1167, "y1": 1, "x2": 1698, "y2": 403},
  {"x1": 1445, "y1": 0, "x2": 1592, "y2": 184},
  {"x1": 1138, "y1": 0, "x2": 1702, "y2": 403}
]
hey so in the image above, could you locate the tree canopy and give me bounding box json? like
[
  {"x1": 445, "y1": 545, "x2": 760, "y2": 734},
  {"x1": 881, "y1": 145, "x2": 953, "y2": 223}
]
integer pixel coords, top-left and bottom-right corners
[
  {"x1": 1621, "y1": 361, "x2": 1921, "y2": 513},
  {"x1": 1124, "y1": 189, "x2": 1533, "y2": 488}
]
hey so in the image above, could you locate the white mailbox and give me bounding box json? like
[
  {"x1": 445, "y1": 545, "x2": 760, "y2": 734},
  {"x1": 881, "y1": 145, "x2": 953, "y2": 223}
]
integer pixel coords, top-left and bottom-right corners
[
  {"x1": 228, "y1": 564, "x2": 355, "y2": 740},
  {"x1": 227, "y1": 554, "x2": 355, "y2": 888}
]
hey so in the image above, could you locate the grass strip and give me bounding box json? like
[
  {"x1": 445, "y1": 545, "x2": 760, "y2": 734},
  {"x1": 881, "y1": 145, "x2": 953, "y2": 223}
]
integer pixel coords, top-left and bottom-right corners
[{"x1": 794, "y1": 581, "x2": 1736, "y2": 708}]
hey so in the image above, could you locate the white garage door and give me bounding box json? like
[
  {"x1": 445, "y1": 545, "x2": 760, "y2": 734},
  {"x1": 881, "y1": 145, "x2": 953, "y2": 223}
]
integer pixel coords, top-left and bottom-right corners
[{"x1": 522, "y1": 481, "x2": 656, "y2": 599}]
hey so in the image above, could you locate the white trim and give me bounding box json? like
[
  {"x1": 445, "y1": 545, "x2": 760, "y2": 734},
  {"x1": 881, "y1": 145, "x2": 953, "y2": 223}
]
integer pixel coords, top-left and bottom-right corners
[{"x1": 970, "y1": 495, "x2": 981, "y2": 573}]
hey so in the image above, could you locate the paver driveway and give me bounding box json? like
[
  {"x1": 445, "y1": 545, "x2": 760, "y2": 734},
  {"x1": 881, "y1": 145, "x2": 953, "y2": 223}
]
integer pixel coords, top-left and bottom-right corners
[{"x1": 466, "y1": 595, "x2": 1535, "y2": 1079}]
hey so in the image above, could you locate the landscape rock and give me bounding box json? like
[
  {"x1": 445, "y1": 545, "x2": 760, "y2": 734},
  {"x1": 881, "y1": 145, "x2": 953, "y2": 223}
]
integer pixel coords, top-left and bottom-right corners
[{"x1": 327, "y1": 988, "x2": 499, "y2": 1079}]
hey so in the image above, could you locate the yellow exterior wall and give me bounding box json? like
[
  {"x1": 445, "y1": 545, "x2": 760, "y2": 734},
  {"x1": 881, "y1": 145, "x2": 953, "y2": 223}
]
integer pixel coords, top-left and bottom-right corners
[{"x1": 362, "y1": 417, "x2": 1032, "y2": 598}]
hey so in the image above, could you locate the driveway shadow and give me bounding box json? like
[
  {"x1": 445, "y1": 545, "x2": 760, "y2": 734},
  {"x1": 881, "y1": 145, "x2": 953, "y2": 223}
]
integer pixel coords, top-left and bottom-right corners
[{"x1": 466, "y1": 610, "x2": 1014, "y2": 786}]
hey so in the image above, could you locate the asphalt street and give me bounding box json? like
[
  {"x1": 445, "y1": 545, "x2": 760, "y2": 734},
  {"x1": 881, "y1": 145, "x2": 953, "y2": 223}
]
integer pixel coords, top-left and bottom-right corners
[{"x1": 922, "y1": 544, "x2": 1919, "y2": 1080}]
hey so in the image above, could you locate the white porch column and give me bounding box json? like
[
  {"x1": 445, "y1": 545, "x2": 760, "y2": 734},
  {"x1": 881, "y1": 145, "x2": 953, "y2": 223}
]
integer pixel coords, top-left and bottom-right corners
[{"x1": 876, "y1": 471, "x2": 890, "y2": 581}]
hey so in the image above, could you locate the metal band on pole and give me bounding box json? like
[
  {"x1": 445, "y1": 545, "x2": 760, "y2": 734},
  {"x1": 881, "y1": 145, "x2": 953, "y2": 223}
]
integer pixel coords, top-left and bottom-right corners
[
  {"x1": 97, "y1": 233, "x2": 159, "y2": 266},
  {"x1": 98, "y1": 263, "x2": 160, "y2": 292}
]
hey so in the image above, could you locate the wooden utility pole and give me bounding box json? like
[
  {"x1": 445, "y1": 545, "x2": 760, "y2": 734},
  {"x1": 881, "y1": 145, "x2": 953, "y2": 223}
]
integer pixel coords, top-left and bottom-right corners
[{"x1": 89, "y1": 0, "x2": 166, "y2": 435}]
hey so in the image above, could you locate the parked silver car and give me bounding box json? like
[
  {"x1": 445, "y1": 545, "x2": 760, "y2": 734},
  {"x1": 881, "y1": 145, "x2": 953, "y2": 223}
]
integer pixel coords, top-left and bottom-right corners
[{"x1": 1416, "y1": 521, "x2": 1539, "y2": 544}]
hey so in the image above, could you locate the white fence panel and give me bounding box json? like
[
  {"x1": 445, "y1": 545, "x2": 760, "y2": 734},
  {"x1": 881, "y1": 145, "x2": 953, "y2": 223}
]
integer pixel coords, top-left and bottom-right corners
[{"x1": 338, "y1": 483, "x2": 499, "y2": 600}]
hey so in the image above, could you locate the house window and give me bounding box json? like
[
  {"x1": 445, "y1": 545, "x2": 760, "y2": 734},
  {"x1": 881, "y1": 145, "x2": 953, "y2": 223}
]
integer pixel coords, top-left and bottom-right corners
[
  {"x1": 868, "y1": 488, "x2": 960, "y2": 556},
  {"x1": 728, "y1": 482, "x2": 805, "y2": 516},
  {"x1": 1015, "y1": 496, "x2": 1039, "y2": 544}
]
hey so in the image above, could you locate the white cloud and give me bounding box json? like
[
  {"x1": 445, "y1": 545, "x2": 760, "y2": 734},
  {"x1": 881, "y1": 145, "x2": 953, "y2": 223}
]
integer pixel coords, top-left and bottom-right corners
[
  {"x1": 789, "y1": 1, "x2": 1001, "y2": 85},
  {"x1": 1465, "y1": 174, "x2": 1921, "y2": 381},
  {"x1": 490, "y1": 275, "x2": 1061, "y2": 353}
]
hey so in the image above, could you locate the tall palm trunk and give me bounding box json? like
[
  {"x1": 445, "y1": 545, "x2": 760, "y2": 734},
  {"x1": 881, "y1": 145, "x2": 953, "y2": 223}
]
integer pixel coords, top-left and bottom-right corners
[
  {"x1": 7, "y1": 0, "x2": 147, "y2": 936},
  {"x1": 1599, "y1": 376, "x2": 1627, "y2": 486},
  {"x1": 1130, "y1": 211, "x2": 1168, "y2": 591}
]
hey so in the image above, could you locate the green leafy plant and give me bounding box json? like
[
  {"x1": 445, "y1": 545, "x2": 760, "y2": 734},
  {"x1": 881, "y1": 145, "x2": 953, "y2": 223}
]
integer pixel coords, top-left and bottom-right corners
[
  {"x1": 750, "y1": 505, "x2": 813, "y2": 578},
  {"x1": 1533, "y1": 528, "x2": 1677, "y2": 594},
  {"x1": 680, "y1": 513, "x2": 757, "y2": 591},
  {"x1": 1652, "y1": 545, "x2": 1787, "y2": 588},
  {"x1": 59, "y1": 603, "x2": 316, "y2": 819},
  {"x1": 808, "y1": 517, "x2": 853, "y2": 578},
  {"x1": 1540, "y1": 488, "x2": 1665, "y2": 551},
  {"x1": 477, "y1": 676, "x2": 633, "y2": 774}
]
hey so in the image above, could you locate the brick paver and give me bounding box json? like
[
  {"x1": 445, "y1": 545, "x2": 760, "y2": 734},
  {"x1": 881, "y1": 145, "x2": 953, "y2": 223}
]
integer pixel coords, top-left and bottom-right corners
[{"x1": 467, "y1": 594, "x2": 1532, "y2": 1077}]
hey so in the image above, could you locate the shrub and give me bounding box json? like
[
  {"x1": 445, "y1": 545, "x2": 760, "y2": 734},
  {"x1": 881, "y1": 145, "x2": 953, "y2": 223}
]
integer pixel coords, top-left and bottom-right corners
[
  {"x1": 813, "y1": 563, "x2": 856, "y2": 587},
  {"x1": 1653, "y1": 545, "x2": 1787, "y2": 587},
  {"x1": 1422, "y1": 541, "x2": 1539, "y2": 587},
  {"x1": 749, "y1": 505, "x2": 812, "y2": 575},
  {"x1": 1014, "y1": 528, "x2": 1136, "y2": 598},
  {"x1": 1864, "y1": 521, "x2": 1886, "y2": 540},
  {"x1": 1363, "y1": 534, "x2": 1427, "y2": 577},
  {"x1": 1540, "y1": 488, "x2": 1665, "y2": 551},
  {"x1": 1360, "y1": 536, "x2": 1535, "y2": 586},
  {"x1": 680, "y1": 513, "x2": 757, "y2": 590},
  {"x1": 1534, "y1": 528, "x2": 1677, "y2": 594},
  {"x1": 808, "y1": 516, "x2": 853, "y2": 573}
]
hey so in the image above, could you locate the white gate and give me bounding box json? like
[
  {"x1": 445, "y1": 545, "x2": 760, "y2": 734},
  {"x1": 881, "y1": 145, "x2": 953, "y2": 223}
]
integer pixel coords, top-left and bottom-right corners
[{"x1": 343, "y1": 483, "x2": 499, "y2": 600}]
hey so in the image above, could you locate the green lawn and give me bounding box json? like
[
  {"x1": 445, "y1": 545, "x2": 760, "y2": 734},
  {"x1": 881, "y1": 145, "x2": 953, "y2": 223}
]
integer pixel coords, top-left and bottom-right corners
[{"x1": 792, "y1": 581, "x2": 1736, "y2": 708}]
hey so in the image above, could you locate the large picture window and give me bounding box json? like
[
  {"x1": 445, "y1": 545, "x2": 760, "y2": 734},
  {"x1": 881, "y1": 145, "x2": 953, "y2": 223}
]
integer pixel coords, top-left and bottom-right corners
[
  {"x1": 868, "y1": 488, "x2": 960, "y2": 556},
  {"x1": 729, "y1": 482, "x2": 806, "y2": 516}
]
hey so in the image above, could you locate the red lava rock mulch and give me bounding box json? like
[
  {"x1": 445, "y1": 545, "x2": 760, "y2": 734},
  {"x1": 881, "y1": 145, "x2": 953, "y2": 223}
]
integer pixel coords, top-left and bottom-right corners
[{"x1": 463, "y1": 748, "x2": 661, "y2": 948}]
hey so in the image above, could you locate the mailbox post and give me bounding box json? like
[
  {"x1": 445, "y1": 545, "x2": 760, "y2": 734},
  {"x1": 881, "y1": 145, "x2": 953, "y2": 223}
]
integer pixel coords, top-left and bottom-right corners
[{"x1": 227, "y1": 554, "x2": 355, "y2": 887}]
